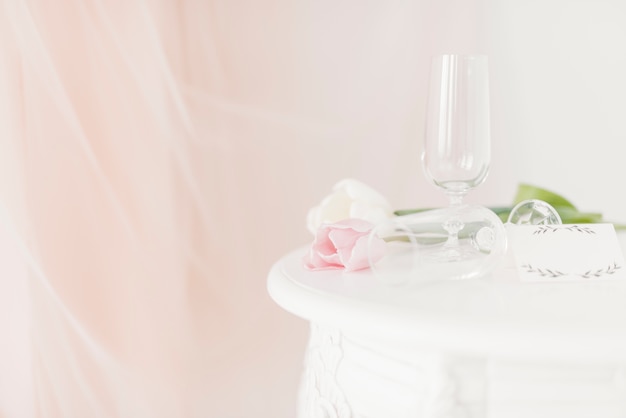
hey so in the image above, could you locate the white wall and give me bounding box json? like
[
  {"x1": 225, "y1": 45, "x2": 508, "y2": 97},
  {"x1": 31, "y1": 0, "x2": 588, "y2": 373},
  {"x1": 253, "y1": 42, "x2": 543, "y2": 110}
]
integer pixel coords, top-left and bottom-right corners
[{"x1": 483, "y1": 0, "x2": 626, "y2": 222}]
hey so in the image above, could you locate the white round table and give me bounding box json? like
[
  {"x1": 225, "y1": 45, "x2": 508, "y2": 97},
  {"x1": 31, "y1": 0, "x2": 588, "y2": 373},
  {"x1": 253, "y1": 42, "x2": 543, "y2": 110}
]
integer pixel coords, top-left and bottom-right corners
[{"x1": 268, "y1": 247, "x2": 626, "y2": 418}]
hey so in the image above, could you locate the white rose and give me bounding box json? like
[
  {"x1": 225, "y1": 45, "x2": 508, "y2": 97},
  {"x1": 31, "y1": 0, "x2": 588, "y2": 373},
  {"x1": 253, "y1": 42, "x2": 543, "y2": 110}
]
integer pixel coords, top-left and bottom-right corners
[{"x1": 306, "y1": 179, "x2": 393, "y2": 234}]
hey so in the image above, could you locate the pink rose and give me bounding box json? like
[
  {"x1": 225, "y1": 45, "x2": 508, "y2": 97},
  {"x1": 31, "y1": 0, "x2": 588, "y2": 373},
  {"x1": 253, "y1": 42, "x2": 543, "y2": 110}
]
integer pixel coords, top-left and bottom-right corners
[{"x1": 303, "y1": 219, "x2": 386, "y2": 272}]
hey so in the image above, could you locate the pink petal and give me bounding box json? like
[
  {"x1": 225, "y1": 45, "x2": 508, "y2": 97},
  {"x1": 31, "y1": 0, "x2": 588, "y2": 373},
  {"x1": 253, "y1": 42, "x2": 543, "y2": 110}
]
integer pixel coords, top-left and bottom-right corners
[
  {"x1": 303, "y1": 241, "x2": 342, "y2": 270},
  {"x1": 313, "y1": 227, "x2": 336, "y2": 256},
  {"x1": 343, "y1": 234, "x2": 385, "y2": 272},
  {"x1": 328, "y1": 227, "x2": 360, "y2": 254},
  {"x1": 303, "y1": 218, "x2": 383, "y2": 272}
]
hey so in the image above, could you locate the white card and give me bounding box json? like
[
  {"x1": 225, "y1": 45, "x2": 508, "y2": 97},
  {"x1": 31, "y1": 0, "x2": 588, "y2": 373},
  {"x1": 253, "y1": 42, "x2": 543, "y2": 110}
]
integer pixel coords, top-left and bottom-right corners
[{"x1": 507, "y1": 224, "x2": 626, "y2": 282}]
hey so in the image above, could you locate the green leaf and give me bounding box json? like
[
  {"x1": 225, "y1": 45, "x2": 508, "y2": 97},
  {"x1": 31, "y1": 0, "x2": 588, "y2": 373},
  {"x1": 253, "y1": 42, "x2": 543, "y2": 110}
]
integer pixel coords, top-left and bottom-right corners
[
  {"x1": 486, "y1": 206, "x2": 603, "y2": 225},
  {"x1": 513, "y1": 183, "x2": 577, "y2": 210},
  {"x1": 393, "y1": 208, "x2": 433, "y2": 217},
  {"x1": 554, "y1": 207, "x2": 602, "y2": 224},
  {"x1": 394, "y1": 183, "x2": 625, "y2": 229}
]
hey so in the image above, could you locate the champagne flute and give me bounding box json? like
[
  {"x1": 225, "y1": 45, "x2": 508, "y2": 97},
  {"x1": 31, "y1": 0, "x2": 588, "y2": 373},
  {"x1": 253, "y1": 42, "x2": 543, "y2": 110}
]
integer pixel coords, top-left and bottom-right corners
[
  {"x1": 422, "y1": 54, "x2": 491, "y2": 260},
  {"x1": 367, "y1": 54, "x2": 507, "y2": 283}
]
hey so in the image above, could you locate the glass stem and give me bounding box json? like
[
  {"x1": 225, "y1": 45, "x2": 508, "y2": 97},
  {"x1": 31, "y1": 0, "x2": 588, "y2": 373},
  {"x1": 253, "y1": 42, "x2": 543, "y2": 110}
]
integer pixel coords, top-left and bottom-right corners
[
  {"x1": 443, "y1": 217, "x2": 464, "y2": 248},
  {"x1": 446, "y1": 191, "x2": 465, "y2": 207},
  {"x1": 444, "y1": 191, "x2": 466, "y2": 249}
]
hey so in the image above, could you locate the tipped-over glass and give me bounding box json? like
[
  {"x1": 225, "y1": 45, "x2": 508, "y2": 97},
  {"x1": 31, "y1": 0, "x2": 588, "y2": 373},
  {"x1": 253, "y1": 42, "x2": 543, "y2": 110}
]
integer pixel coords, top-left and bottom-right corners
[
  {"x1": 367, "y1": 205, "x2": 507, "y2": 286},
  {"x1": 366, "y1": 200, "x2": 563, "y2": 286}
]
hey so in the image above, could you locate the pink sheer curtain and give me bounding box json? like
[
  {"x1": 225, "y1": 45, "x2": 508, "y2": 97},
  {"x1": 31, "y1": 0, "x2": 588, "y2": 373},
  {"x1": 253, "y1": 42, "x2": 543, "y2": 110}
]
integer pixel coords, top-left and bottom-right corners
[
  {"x1": 0, "y1": 1, "x2": 311, "y2": 416},
  {"x1": 0, "y1": 1, "x2": 509, "y2": 417}
]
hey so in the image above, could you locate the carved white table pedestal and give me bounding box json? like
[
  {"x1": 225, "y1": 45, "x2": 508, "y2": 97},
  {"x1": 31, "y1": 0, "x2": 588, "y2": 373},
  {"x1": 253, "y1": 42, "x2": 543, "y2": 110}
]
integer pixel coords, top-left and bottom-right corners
[{"x1": 268, "y1": 248, "x2": 626, "y2": 418}]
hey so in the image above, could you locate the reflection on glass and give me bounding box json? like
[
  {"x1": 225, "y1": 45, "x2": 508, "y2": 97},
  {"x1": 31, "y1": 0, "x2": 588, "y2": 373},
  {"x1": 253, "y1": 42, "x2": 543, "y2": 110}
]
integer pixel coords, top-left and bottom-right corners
[{"x1": 507, "y1": 199, "x2": 562, "y2": 226}]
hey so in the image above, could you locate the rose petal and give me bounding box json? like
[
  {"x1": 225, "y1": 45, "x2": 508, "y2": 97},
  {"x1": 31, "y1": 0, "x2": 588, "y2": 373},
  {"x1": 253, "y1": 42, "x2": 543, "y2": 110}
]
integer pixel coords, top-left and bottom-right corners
[
  {"x1": 306, "y1": 192, "x2": 352, "y2": 234},
  {"x1": 329, "y1": 220, "x2": 378, "y2": 270},
  {"x1": 328, "y1": 227, "x2": 361, "y2": 250},
  {"x1": 343, "y1": 234, "x2": 386, "y2": 272},
  {"x1": 307, "y1": 179, "x2": 393, "y2": 235},
  {"x1": 327, "y1": 228, "x2": 365, "y2": 266},
  {"x1": 332, "y1": 218, "x2": 376, "y2": 232},
  {"x1": 303, "y1": 218, "x2": 384, "y2": 272},
  {"x1": 303, "y1": 225, "x2": 342, "y2": 270},
  {"x1": 303, "y1": 247, "x2": 342, "y2": 270},
  {"x1": 313, "y1": 227, "x2": 337, "y2": 257},
  {"x1": 350, "y1": 203, "x2": 392, "y2": 226}
]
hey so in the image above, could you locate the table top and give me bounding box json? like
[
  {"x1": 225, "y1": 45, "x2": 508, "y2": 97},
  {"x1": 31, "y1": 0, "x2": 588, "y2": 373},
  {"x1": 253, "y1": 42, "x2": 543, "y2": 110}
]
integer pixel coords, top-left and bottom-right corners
[{"x1": 268, "y1": 245, "x2": 626, "y2": 364}]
